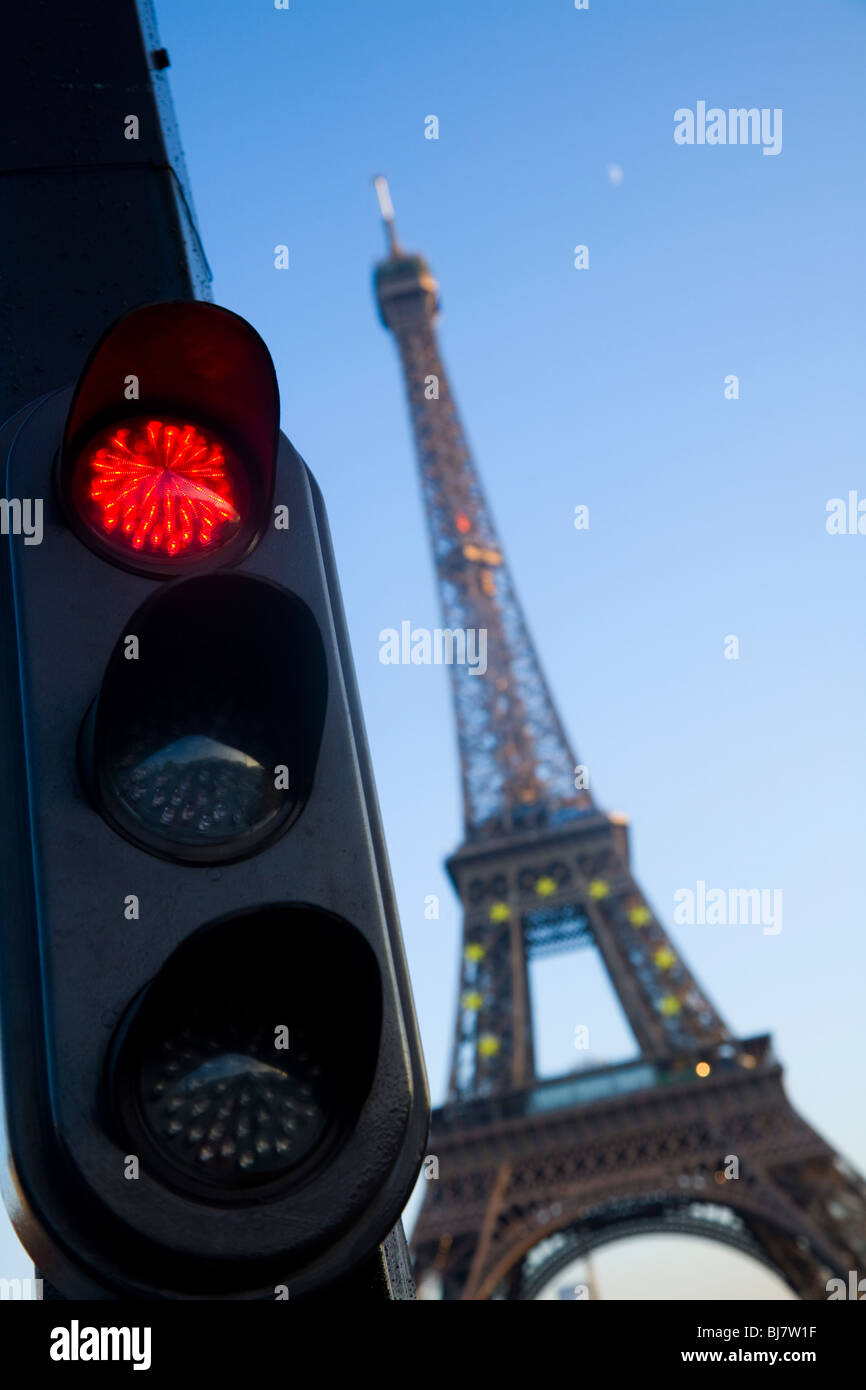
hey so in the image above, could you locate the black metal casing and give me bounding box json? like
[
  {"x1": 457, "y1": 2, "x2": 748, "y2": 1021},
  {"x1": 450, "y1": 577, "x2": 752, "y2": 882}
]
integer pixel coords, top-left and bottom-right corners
[{"x1": 0, "y1": 339, "x2": 429, "y2": 1296}]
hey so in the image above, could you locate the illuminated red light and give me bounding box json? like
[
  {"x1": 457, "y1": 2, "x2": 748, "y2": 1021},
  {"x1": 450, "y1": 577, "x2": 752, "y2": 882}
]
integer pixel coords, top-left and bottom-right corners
[
  {"x1": 455, "y1": 513, "x2": 471, "y2": 534},
  {"x1": 76, "y1": 418, "x2": 242, "y2": 560}
]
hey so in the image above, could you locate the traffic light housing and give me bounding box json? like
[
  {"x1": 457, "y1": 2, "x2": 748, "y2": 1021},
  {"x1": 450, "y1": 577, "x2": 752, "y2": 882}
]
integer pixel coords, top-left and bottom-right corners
[{"x1": 0, "y1": 302, "x2": 429, "y2": 1298}]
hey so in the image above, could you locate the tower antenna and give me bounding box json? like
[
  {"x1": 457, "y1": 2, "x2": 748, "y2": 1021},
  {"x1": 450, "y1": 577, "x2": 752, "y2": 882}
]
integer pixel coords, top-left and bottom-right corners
[{"x1": 373, "y1": 174, "x2": 402, "y2": 257}]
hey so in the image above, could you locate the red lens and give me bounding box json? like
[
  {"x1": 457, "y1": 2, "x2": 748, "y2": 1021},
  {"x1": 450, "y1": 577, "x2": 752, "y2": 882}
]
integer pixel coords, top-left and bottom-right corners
[{"x1": 71, "y1": 417, "x2": 245, "y2": 565}]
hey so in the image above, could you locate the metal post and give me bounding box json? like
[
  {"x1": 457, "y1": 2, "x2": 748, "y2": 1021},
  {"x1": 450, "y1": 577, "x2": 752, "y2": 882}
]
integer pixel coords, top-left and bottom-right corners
[{"x1": 0, "y1": 1, "x2": 210, "y2": 423}]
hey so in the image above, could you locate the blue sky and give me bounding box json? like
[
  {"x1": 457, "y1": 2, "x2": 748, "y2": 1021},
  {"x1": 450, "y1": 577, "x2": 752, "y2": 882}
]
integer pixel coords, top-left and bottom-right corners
[{"x1": 2, "y1": 0, "x2": 864, "y2": 1297}]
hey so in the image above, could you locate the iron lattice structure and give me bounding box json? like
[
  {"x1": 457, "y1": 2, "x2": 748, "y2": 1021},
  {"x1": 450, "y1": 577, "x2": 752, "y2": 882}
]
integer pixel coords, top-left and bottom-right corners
[{"x1": 372, "y1": 183, "x2": 866, "y2": 1299}]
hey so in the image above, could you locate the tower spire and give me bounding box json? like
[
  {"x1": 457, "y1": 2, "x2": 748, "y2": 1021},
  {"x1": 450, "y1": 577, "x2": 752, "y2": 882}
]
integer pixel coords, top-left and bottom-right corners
[
  {"x1": 373, "y1": 203, "x2": 732, "y2": 1086},
  {"x1": 373, "y1": 187, "x2": 588, "y2": 838},
  {"x1": 373, "y1": 174, "x2": 402, "y2": 258}
]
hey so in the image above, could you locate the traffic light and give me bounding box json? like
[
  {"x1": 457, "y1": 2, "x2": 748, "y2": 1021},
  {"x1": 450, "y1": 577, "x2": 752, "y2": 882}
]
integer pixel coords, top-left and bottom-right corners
[{"x1": 0, "y1": 301, "x2": 429, "y2": 1298}]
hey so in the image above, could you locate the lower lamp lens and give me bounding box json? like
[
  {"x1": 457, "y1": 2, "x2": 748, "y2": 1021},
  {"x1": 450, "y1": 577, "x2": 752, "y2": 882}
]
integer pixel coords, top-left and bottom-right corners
[
  {"x1": 109, "y1": 910, "x2": 381, "y2": 1201},
  {"x1": 138, "y1": 1023, "x2": 331, "y2": 1189}
]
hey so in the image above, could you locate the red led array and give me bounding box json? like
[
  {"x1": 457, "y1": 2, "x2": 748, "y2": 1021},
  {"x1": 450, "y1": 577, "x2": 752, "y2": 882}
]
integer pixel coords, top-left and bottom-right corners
[{"x1": 83, "y1": 419, "x2": 240, "y2": 558}]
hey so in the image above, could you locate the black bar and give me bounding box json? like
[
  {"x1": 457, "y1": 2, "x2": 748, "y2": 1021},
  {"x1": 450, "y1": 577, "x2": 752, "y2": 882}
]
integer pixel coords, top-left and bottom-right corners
[{"x1": 0, "y1": 0, "x2": 210, "y2": 422}]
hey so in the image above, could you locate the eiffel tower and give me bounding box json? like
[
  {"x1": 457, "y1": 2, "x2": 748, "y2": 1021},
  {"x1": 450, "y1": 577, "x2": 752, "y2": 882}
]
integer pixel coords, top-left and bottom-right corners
[{"x1": 371, "y1": 179, "x2": 866, "y2": 1301}]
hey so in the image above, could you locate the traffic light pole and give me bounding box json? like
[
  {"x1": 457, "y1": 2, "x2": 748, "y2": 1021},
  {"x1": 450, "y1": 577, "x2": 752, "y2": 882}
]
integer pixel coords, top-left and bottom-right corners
[
  {"x1": 1, "y1": 0, "x2": 209, "y2": 423},
  {"x1": 3, "y1": 0, "x2": 418, "y2": 1303}
]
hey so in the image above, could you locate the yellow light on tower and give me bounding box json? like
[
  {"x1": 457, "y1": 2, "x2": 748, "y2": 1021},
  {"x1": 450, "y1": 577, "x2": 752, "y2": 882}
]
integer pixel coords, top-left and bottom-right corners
[
  {"x1": 461, "y1": 991, "x2": 483, "y2": 1011},
  {"x1": 489, "y1": 901, "x2": 510, "y2": 923},
  {"x1": 462, "y1": 543, "x2": 502, "y2": 566},
  {"x1": 534, "y1": 876, "x2": 557, "y2": 898},
  {"x1": 654, "y1": 946, "x2": 677, "y2": 970},
  {"x1": 628, "y1": 905, "x2": 651, "y2": 926},
  {"x1": 696, "y1": 1061, "x2": 711, "y2": 1078},
  {"x1": 588, "y1": 879, "x2": 610, "y2": 899},
  {"x1": 464, "y1": 942, "x2": 485, "y2": 962},
  {"x1": 478, "y1": 1034, "x2": 500, "y2": 1058},
  {"x1": 659, "y1": 995, "x2": 682, "y2": 1017}
]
